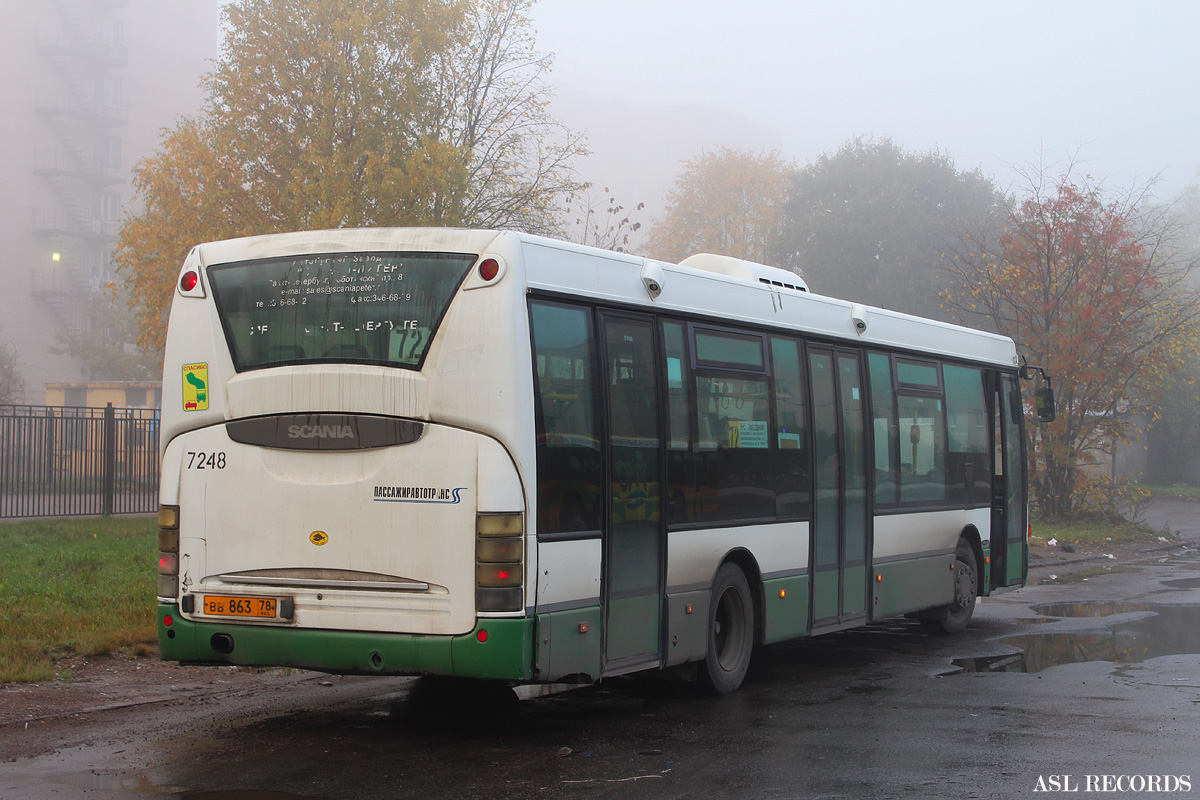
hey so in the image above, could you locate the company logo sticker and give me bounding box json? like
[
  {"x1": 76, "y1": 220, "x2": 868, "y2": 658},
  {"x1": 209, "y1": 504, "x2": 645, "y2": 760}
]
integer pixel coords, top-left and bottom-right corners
[
  {"x1": 310, "y1": 530, "x2": 329, "y2": 546},
  {"x1": 182, "y1": 363, "x2": 209, "y2": 411},
  {"x1": 373, "y1": 486, "x2": 466, "y2": 504}
]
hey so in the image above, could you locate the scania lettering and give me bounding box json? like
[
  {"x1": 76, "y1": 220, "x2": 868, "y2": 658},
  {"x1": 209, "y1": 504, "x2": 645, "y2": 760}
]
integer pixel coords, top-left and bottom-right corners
[
  {"x1": 287, "y1": 425, "x2": 354, "y2": 439},
  {"x1": 156, "y1": 228, "x2": 1050, "y2": 694}
]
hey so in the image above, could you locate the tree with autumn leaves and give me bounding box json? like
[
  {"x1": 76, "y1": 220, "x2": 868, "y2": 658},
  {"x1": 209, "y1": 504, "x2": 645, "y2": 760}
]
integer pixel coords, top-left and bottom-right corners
[
  {"x1": 648, "y1": 139, "x2": 1003, "y2": 321},
  {"x1": 115, "y1": 0, "x2": 584, "y2": 352},
  {"x1": 649, "y1": 144, "x2": 1200, "y2": 517},
  {"x1": 943, "y1": 167, "x2": 1200, "y2": 518},
  {"x1": 646, "y1": 148, "x2": 791, "y2": 264},
  {"x1": 778, "y1": 138, "x2": 1003, "y2": 321},
  {"x1": 1144, "y1": 181, "x2": 1200, "y2": 485}
]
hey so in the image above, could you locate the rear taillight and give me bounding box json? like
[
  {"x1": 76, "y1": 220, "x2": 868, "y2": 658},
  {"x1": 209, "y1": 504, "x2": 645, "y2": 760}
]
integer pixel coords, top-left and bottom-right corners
[
  {"x1": 478, "y1": 258, "x2": 500, "y2": 282},
  {"x1": 465, "y1": 255, "x2": 506, "y2": 291},
  {"x1": 157, "y1": 505, "x2": 180, "y2": 599},
  {"x1": 476, "y1": 513, "x2": 523, "y2": 612},
  {"x1": 177, "y1": 264, "x2": 206, "y2": 297}
]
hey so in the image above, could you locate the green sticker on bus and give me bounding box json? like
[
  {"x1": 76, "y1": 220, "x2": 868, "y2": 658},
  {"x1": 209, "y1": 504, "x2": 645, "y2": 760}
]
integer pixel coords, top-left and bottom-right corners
[{"x1": 183, "y1": 363, "x2": 209, "y2": 411}]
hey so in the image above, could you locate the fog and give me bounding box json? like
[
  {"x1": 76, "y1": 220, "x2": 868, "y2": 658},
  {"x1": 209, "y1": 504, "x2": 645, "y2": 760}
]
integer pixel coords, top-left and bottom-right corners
[
  {"x1": 532, "y1": 0, "x2": 1200, "y2": 219},
  {"x1": 4, "y1": 0, "x2": 1198, "y2": 414}
]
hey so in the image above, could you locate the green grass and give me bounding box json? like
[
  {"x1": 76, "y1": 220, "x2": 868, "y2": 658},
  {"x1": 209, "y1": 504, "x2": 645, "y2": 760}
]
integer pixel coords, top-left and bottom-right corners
[
  {"x1": 1031, "y1": 515, "x2": 1157, "y2": 546},
  {"x1": 0, "y1": 516, "x2": 157, "y2": 684},
  {"x1": 1141, "y1": 483, "x2": 1200, "y2": 502}
]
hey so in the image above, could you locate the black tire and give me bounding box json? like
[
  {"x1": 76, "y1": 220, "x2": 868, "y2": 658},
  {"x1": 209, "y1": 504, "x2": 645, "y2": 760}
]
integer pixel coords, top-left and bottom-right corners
[
  {"x1": 699, "y1": 562, "x2": 754, "y2": 694},
  {"x1": 922, "y1": 539, "x2": 978, "y2": 635}
]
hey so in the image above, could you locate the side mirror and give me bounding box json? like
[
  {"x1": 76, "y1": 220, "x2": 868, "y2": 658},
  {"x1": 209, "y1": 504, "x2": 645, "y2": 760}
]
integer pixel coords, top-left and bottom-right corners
[
  {"x1": 1034, "y1": 386, "x2": 1056, "y2": 423},
  {"x1": 1018, "y1": 362, "x2": 1056, "y2": 423}
]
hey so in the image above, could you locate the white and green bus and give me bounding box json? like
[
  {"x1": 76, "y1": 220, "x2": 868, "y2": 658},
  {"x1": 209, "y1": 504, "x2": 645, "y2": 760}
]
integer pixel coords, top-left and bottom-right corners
[{"x1": 156, "y1": 228, "x2": 1047, "y2": 693}]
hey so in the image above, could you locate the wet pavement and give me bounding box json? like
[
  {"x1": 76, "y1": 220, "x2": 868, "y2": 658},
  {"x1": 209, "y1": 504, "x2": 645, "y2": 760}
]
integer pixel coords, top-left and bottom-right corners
[
  {"x1": 1143, "y1": 498, "x2": 1200, "y2": 540},
  {"x1": 3, "y1": 504, "x2": 1199, "y2": 799},
  {"x1": 952, "y1": 601, "x2": 1200, "y2": 674}
]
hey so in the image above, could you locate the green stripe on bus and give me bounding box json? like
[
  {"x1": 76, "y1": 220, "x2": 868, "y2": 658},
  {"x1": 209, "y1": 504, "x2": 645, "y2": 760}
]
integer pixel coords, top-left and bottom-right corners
[
  {"x1": 606, "y1": 593, "x2": 661, "y2": 660},
  {"x1": 812, "y1": 569, "x2": 840, "y2": 621},
  {"x1": 873, "y1": 556, "x2": 954, "y2": 618},
  {"x1": 842, "y1": 566, "x2": 867, "y2": 617},
  {"x1": 157, "y1": 604, "x2": 534, "y2": 681},
  {"x1": 1007, "y1": 540, "x2": 1025, "y2": 586},
  {"x1": 981, "y1": 544, "x2": 992, "y2": 595},
  {"x1": 761, "y1": 575, "x2": 809, "y2": 644},
  {"x1": 535, "y1": 607, "x2": 602, "y2": 681}
]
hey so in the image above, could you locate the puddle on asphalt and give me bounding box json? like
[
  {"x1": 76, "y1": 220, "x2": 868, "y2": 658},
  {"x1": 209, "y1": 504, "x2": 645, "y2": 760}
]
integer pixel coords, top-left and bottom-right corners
[
  {"x1": 951, "y1": 653, "x2": 1027, "y2": 673},
  {"x1": 1032, "y1": 601, "x2": 1152, "y2": 617},
  {"x1": 178, "y1": 793, "x2": 323, "y2": 800},
  {"x1": 950, "y1": 601, "x2": 1200, "y2": 675},
  {"x1": 1164, "y1": 577, "x2": 1200, "y2": 590}
]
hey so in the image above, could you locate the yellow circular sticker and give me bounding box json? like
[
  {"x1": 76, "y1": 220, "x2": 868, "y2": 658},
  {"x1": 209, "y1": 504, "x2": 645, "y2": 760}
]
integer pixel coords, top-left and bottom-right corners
[{"x1": 310, "y1": 530, "x2": 329, "y2": 546}]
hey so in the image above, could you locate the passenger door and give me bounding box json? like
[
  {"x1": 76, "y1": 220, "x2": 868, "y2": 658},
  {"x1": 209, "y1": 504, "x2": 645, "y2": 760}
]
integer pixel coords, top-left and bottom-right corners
[
  {"x1": 991, "y1": 373, "x2": 1028, "y2": 587},
  {"x1": 600, "y1": 314, "x2": 665, "y2": 671},
  {"x1": 808, "y1": 347, "x2": 870, "y2": 629}
]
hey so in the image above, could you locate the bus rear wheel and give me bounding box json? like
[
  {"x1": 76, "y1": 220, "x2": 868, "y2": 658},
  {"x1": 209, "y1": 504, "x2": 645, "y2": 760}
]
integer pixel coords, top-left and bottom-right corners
[
  {"x1": 921, "y1": 539, "x2": 977, "y2": 635},
  {"x1": 699, "y1": 562, "x2": 754, "y2": 694}
]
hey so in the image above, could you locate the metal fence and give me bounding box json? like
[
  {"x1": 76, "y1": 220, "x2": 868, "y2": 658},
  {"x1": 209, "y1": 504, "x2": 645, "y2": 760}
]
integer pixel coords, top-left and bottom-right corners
[{"x1": 0, "y1": 404, "x2": 160, "y2": 518}]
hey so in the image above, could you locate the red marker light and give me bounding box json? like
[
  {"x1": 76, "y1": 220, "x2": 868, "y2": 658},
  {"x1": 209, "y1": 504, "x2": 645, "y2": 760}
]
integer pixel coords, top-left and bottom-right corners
[
  {"x1": 479, "y1": 258, "x2": 500, "y2": 281},
  {"x1": 180, "y1": 271, "x2": 200, "y2": 292},
  {"x1": 163, "y1": 615, "x2": 174, "y2": 627},
  {"x1": 477, "y1": 629, "x2": 488, "y2": 643}
]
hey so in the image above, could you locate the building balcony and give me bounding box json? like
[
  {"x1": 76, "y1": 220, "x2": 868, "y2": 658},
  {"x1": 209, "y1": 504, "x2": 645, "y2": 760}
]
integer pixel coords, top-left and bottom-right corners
[
  {"x1": 34, "y1": 150, "x2": 125, "y2": 186},
  {"x1": 33, "y1": 209, "x2": 120, "y2": 241},
  {"x1": 35, "y1": 27, "x2": 130, "y2": 68},
  {"x1": 35, "y1": 88, "x2": 129, "y2": 127},
  {"x1": 32, "y1": 261, "x2": 90, "y2": 299}
]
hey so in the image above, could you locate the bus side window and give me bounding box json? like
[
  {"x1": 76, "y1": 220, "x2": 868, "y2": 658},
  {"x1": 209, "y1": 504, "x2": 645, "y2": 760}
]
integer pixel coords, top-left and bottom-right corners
[
  {"x1": 663, "y1": 321, "x2": 696, "y2": 524},
  {"x1": 897, "y1": 392, "x2": 947, "y2": 504},
  {"x1": 868, "y1": 352, "x2": 897, "y2": 505},
  {"x1": 531, "y1": 302, "x2": 602, "y2": 535},
  {"x1": 693, "y1": 373, "x2": 773, "y2": 522},
  {"x1": 943, "y1": 364, "x2": 989, "y2": 506},
  {"x1": 771, "y1": 336, "x2": 810, "y2": 518}
]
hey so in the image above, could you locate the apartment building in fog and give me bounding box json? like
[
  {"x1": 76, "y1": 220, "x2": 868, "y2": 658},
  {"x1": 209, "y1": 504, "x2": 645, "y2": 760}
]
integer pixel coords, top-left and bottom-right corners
[{"x1": 0, "y1": 0, "x2": 218, "y2": 397}]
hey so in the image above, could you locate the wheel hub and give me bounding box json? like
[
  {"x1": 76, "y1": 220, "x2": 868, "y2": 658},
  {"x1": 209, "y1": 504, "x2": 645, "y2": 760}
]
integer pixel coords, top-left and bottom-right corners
[{"x1": 954, "y1": 562, "x2": 975, "y2": 608}]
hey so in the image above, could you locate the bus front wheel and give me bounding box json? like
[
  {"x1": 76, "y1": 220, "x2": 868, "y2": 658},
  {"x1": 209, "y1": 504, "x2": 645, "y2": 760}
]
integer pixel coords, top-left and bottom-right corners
[
  {"x1": 699, "y1": 562, "x2": 754, "y2": 694},
  {"x1": 922, "y1": 539, "x2": 978, "y2": 635}
]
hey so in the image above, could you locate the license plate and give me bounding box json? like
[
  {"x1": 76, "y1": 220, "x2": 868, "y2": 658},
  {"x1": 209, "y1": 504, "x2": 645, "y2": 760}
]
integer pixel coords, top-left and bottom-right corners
[{"x1": 202, "y1": 594, "x2": 278, "y2": 619}]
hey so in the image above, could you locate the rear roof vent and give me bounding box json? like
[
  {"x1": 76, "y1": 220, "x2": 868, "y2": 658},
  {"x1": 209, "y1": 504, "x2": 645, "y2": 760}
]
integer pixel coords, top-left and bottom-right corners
[{"x1": 679, "y1": 253, "x2": 808, "y2": 292}]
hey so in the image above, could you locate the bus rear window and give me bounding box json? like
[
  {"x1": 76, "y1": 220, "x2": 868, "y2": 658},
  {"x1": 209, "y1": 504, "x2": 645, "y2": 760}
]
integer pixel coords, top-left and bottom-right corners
[{"x1": 208, "y1": 251, "x2": 475, "y2": 371}]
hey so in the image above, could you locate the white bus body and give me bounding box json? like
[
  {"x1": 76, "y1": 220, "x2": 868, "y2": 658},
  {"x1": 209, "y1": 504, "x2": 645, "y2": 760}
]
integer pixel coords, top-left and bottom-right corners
[{"x1": 156, "y1": 228, "x2": 1029, "y2": 693}]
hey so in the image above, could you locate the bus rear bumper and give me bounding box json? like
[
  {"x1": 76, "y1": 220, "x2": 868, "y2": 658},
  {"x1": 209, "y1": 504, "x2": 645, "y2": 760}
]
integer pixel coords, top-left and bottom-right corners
[{"x1": 157, "y1": 604, "x2": 534, "y2": 681}]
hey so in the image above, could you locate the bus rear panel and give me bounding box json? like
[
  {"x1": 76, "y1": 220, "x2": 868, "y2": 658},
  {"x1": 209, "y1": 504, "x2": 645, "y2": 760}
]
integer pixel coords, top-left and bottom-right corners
[{"x1": 157, "y1": 230, "x2": 537, "y2": 679}]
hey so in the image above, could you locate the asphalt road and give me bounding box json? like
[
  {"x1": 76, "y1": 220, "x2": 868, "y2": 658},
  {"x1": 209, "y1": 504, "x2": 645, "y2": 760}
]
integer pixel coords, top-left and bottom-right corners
[
  {"x1": 3, "y1": 509, "x2": 1199, "y2": 800},
  {"x1": 1142, "y1": 498, "x2": 1200, "y2": 541}
]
